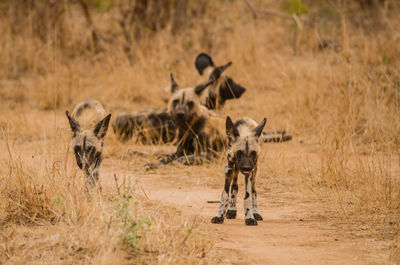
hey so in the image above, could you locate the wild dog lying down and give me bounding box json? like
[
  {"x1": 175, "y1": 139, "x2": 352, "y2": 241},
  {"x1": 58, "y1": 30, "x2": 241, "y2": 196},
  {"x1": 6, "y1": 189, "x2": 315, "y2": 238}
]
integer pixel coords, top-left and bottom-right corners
[
  {"x1": 112, "y1": 53, "x2": 246, "y2": 144},
  {"x1": 112, "y1": 107, "x2": 175, "y2": 143},
  {"x1": 145, "y1": 78, "x2": 227, "y2": 168},
  {"x1": 211, "y1": 116, "x2": 266, "y2": 226},
  {"x1": 112, "y1": 74, "x2": 179, "y2": 144},
  {"x1": 66, "y1": 99, "x2": 111, "y2": 192},
  {"x1": 195, "y1": 53, "x2": 246, "y2": 109}
]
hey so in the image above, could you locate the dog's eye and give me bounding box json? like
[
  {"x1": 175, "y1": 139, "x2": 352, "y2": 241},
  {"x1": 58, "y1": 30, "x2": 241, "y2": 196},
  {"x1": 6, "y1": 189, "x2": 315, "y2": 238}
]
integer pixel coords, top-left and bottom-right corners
[
  {"x1": 86, "y1": 146, "x2": 94, "y2": 153},
  {"x1": 173, "y1": 99, "x2": 179, "y2": 107},
  {"x1": 236, "y1": 150, "x2": 243, "y2": 157},
  {"x1": 74, "y1": 146, "x2": 81, "y2": 153},
  {"x1": 187, "y1": 101, "x2": 194, "y2": 109},
  {"x1": 250, "y1": 151, "x2": 257, "y2": 157},
  {"x1": 86, "y1": 146, "x2": 95, "y2": 154}
]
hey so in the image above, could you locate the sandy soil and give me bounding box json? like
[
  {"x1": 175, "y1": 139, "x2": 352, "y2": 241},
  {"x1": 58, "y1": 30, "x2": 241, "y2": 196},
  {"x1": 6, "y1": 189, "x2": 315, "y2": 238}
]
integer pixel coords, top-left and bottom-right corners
[
  {"x1": 1, "y1": 110, "x2": 391, "y2": 264},
  {"x1": 101, "y1": 143, "x2": 390, "y2": 265}
]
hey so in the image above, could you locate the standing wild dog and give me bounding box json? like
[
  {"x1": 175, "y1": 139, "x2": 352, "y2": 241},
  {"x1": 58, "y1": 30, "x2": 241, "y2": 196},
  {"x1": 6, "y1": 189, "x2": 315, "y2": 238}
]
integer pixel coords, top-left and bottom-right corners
[
  {"x1": 211, "y1": 116, "x2": 266, "y2": 226},
  {"x1": 66, "y1": 99, "x2": 111, "y2": 192},
  {"x1": 112, "y1": 52, "x2": 246, "y2": 144}
]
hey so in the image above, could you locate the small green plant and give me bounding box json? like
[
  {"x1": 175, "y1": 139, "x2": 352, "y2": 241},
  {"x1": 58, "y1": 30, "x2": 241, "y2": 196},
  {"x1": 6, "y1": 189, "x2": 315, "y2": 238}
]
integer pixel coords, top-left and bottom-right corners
[
  {"x1": 90, "y1": 0, "x2": 114, "y2": 12},
  {"x1": 282, "y1": 0, "x2": 309, "y2": 55},
  {"x1": 282, "y1": 0, "x2": 308, "y2": 16},
  {"x1": 51, "y1": 196, "x2": 66, "y2": 213},
  {"x1": 114, "y1": 180, "x2": 151, "y2": 251},
  {"x1": 382, "y1": 55, "x2": 388, "y2": 65}
]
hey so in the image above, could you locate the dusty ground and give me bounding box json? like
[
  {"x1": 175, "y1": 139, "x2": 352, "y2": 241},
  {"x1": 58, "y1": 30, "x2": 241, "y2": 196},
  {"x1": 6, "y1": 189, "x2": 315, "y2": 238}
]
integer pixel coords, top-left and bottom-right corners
[
  {"x1": 1, "y1": 1, "x2": 400, "y2": 263},
  {"x1": 103, "y1": 143, "x2": 391, "y2": 265},
  {"x1": 1, "y1": 110, "x2": 396, "y2": 264}
]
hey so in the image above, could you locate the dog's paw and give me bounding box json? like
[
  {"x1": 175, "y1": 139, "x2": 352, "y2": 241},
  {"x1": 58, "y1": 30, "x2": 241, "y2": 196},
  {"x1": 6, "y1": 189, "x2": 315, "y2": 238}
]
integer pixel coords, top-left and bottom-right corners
[
  {"x1": 143, "y1": 163, "x2": 157, "y2": 171},
  {"x1": 253, "y1": 213, "x2": 263, "y2": 221},
  {"x1": 245, "y1": 218, "x2": 258, "y2": 226},
  {"x1": 211, "y1": 216, "x2": 224, "y2": 224},
  {"x1": 158, "y1": 156, "x2": 172, "y2": 164},
  {"x1": 226, "y1": 210, "x2": 237, "y2": 219}
]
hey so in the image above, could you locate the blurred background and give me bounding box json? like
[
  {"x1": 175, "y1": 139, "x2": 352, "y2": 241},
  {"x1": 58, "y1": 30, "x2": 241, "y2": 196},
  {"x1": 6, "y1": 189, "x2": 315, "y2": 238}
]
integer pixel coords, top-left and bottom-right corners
[
  {"x1": 0, "y1": 0, "x2": 399, "y2": 144},
  {"x1": 0, "y1": 0, "x2": 399, "y2": 154}
]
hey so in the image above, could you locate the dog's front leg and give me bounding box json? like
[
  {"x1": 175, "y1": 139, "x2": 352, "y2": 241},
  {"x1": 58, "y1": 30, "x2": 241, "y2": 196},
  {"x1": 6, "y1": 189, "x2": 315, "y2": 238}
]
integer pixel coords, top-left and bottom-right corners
[
  {"x1": 244, "y1": 172, "x2": 257, "y2": 226},
  {"x1": 251, "y1": 168, "x2": 262, "y2": 221},
  {"x1": 211, "y1": 165, "x2": 234, "y2": 224},
  {"x1": 226, "y1": 173, "x2": 238, "y2": 219}
]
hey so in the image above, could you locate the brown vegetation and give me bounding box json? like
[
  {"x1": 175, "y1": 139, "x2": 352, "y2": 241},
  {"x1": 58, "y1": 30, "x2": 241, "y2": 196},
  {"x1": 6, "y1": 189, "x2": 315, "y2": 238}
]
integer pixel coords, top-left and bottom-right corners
[{"x1": 0, "y1": 0, "x2": 399, "y2": 264}]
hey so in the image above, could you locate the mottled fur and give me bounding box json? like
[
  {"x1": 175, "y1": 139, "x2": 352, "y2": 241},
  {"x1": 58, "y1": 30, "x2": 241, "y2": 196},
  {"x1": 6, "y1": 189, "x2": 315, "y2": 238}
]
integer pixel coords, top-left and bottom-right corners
[
  {"x1": 166, "y1": 85, "x2": 226, "y2": 163},
  {"x1": 113, "y1": 108, "x2": 175, "y2": 144},
  {"x1": 211, "y1": 116, "x2": 266, "y2": 226},
  {"x1": 66, "y1": 99, "x2": 111, "y2": 192},
  {"x1": 145, "y1": 79, "x2": 227, "y2": 168},
  {"x1": 195, "y1": 53, "x2": 246, "y2": 109},
  {"x1": 112, "y1": 53, "x2": 246, "y2": 143}
]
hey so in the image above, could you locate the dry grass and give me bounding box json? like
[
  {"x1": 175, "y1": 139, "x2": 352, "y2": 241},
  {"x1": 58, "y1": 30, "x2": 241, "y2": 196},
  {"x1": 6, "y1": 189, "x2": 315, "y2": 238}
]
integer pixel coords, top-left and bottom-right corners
[
  {"x1": 0, "y1": 0, "x2": 400, "y2": 264},
  {"x1": 0, "y1": 129, "x2": 220, "y2": 264}
]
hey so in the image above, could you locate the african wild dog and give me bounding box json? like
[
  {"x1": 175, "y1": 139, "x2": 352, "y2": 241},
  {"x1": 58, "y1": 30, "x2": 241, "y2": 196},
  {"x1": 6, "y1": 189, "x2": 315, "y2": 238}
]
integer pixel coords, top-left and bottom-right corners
[
  {"x1": 66, "y1": 99, "x2": 111, "y2": 192},
  {"x1": 112, "y1": 53, "x2": 246, "y2": 144},
  {"x1": 112, "y1": 107, "x2": 176, "y2": 144},
  {"x1": 112, "y1": 73, "x2": 179, "y2": 144},
  {"x1": 145, "y1": 77, "x2": 227, "y2": 168},
  {"x1": 211, "y1": 116, "x2": 266, "y2": 226},
  {"x1": 195, "y1": 53, "x2": 246, "y2": 109}
]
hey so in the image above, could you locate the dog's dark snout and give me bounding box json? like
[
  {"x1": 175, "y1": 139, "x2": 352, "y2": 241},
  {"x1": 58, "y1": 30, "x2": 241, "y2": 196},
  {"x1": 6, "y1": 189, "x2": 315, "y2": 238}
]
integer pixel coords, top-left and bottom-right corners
[
  {"x1": 242, "y1": 167, "x2": 252, "y2": 172},
  {"x1": 176, "y1": 111, "x2": 185, "y2": 119}
]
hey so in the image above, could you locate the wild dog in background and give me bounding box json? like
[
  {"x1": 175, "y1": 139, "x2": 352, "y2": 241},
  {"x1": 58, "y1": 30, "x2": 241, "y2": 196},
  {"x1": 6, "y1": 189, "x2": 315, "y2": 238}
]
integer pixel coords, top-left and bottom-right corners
[
  {"x1": 145, "y1": 78, "x2": 227, "y2": 168},
  {"x1": 66, "y1": 99, "x2": 111, "y2": 192},
  {"x1": 196, "y1": 53, "x2": 291, "y2": 142},
  {"x1": 112, "y1": 107, "x2": 176, "y2": 144},
  {"x1": 195, "y1": 53, "x2": 246, "y2": 109},
  {"x1": 211, "y1": 116, "x2": 266, "y2": 226},
  {"x1": 166, "y1": 78, "x2": 226, "y2": 162},
  {"x1": 112, "y1": 53, "x2": 246, "y2": 144},
  {"x1": 112, "y1": 73, "x2": 179, "y2": 144}
]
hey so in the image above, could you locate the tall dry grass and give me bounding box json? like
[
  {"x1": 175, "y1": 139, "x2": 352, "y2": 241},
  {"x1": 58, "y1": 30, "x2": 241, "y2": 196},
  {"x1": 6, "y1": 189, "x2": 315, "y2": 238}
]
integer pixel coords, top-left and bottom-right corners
[
  {"x1": 0, "y1": 126, "x2": 221, "y2": 264},
  {"x1": 0, "y1": 0, "x2": 400, "y2": 263}
]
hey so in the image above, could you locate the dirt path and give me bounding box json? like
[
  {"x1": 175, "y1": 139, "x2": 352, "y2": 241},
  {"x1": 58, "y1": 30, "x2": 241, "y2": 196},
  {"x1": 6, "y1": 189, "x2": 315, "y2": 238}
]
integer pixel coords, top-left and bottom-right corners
[
  {"x1": 97, "y1": 142, "x2": 390, "y2": 265},
  {"x1": 9, "y1": 129, "x2": 389, "y2": 264},
  {"x1": 118, "y1": 171, "x2": 387, "y2": 265}
]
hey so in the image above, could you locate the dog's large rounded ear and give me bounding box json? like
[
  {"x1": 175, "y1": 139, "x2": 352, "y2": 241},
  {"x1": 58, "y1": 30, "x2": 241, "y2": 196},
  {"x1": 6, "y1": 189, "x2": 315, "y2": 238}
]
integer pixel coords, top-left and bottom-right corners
[
  {"x1": 231, "y1": 82, "x2": 246, "y2": 98},
  {"x1": 253, "y1": 118, "x2": 267, "y2": 137},
  {"x1": 220, "y1": 78, "x2": 246, "y2": 100},
  {"x1": 93, "y1": 114, "x2": 112, "y2": 139},
  {"x1": 66, "y1": 110, "x2": 81, "y2": 136},
  {"x1": 226, "y1": 116, "x2": 239, "y2": 141},
  {"x1": 195, "y1": 53, "x2": 215, "y2": 75}
]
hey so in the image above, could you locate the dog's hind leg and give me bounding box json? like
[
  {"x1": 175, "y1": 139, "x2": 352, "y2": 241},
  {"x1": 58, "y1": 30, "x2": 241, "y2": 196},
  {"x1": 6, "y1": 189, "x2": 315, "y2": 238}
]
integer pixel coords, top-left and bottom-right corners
[{"x1": 175, "y1": 152, "x2": 210, "y2": 165}]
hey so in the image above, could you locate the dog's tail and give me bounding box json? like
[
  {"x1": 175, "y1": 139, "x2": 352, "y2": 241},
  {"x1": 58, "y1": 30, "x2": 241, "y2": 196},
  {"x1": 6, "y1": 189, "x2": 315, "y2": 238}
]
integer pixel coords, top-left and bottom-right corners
[
  {"x1": 72, "y1": 99, "x2": 106, "y2": 118},
  {"x1": 262, "y1": 131, "x2": 292, "y2": 143}
]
